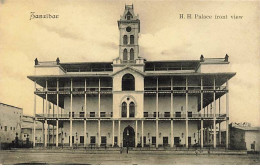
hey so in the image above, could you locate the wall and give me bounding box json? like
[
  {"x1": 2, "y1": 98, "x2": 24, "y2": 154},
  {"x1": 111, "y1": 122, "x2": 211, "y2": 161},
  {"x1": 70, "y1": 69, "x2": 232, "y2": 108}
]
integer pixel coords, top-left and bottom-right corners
[
  {"x1": 245, "y1": 130, "x2": 260, "y2": 151},
  {"x1": 0, "y1": 103, "x2": 23, "y2": 143}
]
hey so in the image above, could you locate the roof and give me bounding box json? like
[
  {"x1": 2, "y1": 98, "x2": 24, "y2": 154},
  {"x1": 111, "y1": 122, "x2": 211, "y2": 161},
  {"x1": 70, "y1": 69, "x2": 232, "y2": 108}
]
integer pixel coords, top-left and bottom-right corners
[
  {"x1": 0, "y1": 102, "x2": 23, "y2": 110},
  {"x1": 234, "y1": 126, "x2": 260, "y2": 131}
]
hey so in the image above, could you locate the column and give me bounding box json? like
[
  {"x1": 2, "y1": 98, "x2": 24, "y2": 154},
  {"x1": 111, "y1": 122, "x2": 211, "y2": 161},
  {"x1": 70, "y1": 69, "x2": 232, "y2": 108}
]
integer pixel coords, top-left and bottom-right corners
[
  {"x1": 201, "y1": 119, "x2": 203, "y2": 148},
  {"x1": 42, "y1": 122, "x2": 44, "y2": 145},
  {"x1": 44, "y1": 120, "x2": 47, "y2": 147},
  {"x1": 98, "y1": 120, "x2": 101, "y2": 147},
  {"x1": 98, "y1": 78, "x2": 101, "y2": 147},
  {"x1": 170, "y1": 78, "x2": 173, "y2": 118},
  {"x1": 141, "y1": 120, "x2": 144, "y2": 148},
  {"x1": 135, "y1": 120, "x2": 138, "y2": 147},
  {"x1": 112, "y1": 120, "x2": 115, "y2": 147},
  {"x1": 219, "y1": 123, "x2": 221, "y2": 145},
  {"x1": 185, "y1": 77, "x2": 189, "y2": 148},
  {"x1": 53, "y1": 104, "x2": 55, "y2": 145},
  {"x1": 226, "y1": 80, "x2": 229, "y2": 149},
  {"x1": 213, "y1": 77, "x2": 216, "y2": 148},
  {"x1": 170, "y1": 120, "x2": 173, "y2": 147},
  {"x1": 56, "y1": 119, "x2": 59, "y2": 147},
  {"x1": 118, "y1": 120, "x2": 121, "y2": 147},
  {"x1": 84, "y1": 78, "x2": 87, "y2": 147},
  {"x1": 33, "y1": 81, "x2": 36, "y2": 147},
  {"x1": 45, "y1": 80, "x2": 48, "y2": 117},
  {"x1": 57, "y1": 80, "x2": 59, "y2": 118},
  {"x1": 70, "y1": 79, "x2": 73, "y2": 147},
  {"x1": 156, "y1": 77, "x2": 159, "y2": 148},
  {"x1": 201, "y1": 77, "x2": 203, "y2": 115}
]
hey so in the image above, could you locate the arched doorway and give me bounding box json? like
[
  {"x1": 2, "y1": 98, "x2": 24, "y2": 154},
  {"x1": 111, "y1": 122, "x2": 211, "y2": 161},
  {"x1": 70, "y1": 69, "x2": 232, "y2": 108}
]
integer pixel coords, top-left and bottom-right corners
[{"x1": 123, "y1": 125, "x2": 135, "y2": 147}]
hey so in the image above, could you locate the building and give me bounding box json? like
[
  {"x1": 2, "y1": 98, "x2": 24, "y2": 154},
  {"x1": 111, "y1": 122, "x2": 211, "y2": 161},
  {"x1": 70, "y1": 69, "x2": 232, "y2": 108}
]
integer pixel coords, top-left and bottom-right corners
[
  {"x1": 21, "y1": 115, "x2": 46, "y2": 145},
  {"x1": 0, "y1": 102, "x2": 23, "y2": 144},
  {"x1": 28, "y1": 5, "x2": 236, "y2": 149},
  {"x1": 229, "y1": 122, "x2": 260, "y2": 151}
]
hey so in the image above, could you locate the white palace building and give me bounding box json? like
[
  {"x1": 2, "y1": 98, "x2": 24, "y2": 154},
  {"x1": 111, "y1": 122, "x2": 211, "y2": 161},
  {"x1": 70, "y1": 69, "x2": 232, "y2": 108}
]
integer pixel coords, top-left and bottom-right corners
[{"x1": 28, "y1": 5, "x2": 236, "y2": 149}]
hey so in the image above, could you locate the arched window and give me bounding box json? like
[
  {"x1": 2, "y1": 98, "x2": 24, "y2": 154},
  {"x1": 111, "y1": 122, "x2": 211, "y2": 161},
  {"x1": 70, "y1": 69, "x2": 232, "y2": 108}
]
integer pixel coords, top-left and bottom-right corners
[
  {"x1": 130, "y1": 48, "x2": 134, "y2": 61},
  {"x1": 125, "y1": 12, "x2": 133, "y2": 20},
  {"x1": 129, "y1": 102, "x2": 135, "y2": 117},
  {"x1": 121, "y1": 102, "x2": 127, "y2": 117},
  {"x1": 123, "y1": 35, "x2": 128, "y2": 45},
  {"x1": 122, "y1": 74, "x2": 135, "y2": 91},
  {"x1": 123, "y1": 49, "x2": 127, "y2": 61},
  {"x1": 130, "y1": 35, "x2": 134, "y2": 44}
]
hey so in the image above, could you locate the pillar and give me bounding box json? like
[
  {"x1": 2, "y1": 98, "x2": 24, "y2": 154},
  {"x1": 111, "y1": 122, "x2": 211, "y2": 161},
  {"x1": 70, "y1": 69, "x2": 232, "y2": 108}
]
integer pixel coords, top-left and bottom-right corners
[
  {"x1": 213, "y1": 77, "x2": 216, "y2": 148},
  {"x1": 141, "y1": 120, "x2": 144, "y2": 148},
  {"x1": 170, "y1": 78, "x2": 173, "y2": 118},
  {"x1": 135, "y1": 120, "x2": 138, "y2": 147},
  {"x1": 118, "y1": 120, "x2": 121, "y2": 147},
  {"x1": 56, "y1": 120, "x2": 59, "y2": 147},
  {"x1": 98, "y1": 78, "x2": 101, "y2": 147},
  {"x1": 84, "y1": 78, "x2": 87, "y2": 147},
  {"x1": 201, "y1": 77, "x2": 203, "y2": 116},
  {"x1": 219, "y1": 123, "x2": 221, "y2": 145},
  {"x1": 44, "y1": 120, "x2": 47, "y2": 147},
  {"x1": 185, "y1": 77, "x2": 189, "y2": 148},
  {"x1": 156, "y1": 77, "x2": 159, "y2": 148},
  {"x1": 45, "y1": 80, "x2": 48, "y2": 117},
  {"x1": 201, "y1": 120, "x2": 203, "y2": 148},
  {"x1": 33, "y1": 81, "x2": 36, "y2": 147},
  {"x1": 98, "y1": 120, "x2": 101, "y2": 147},
  {"x1": 170, "y1": 120, "x2": 173, "y2": 147},
  {"x1": 70, "y1": 78, "x2": 73, "y2": 147},
  {"x1": 226, "y1": 80, "x2": 229, "y2": 149},
  {"x1": 57, "y1": 79, "x2": 59, "y2": 118},
  {"x1": 112, "y1": 120, "x2": 115, "y2": 146}
]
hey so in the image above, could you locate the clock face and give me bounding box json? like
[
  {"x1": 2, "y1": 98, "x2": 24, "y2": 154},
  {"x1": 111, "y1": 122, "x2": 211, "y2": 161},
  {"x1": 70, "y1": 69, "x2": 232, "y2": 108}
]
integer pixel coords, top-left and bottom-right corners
[{"x1": 126, "y1": 26, "x2": 132, "y2": 32}]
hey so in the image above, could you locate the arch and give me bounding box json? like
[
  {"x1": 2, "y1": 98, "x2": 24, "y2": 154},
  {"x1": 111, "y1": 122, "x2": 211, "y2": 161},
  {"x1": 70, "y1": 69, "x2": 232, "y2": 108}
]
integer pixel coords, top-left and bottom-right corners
[
  {"x1": 130, "y1": 35, "x2": 134, "y2": 44},
  {"x1": 123, "y1": 49, "x2": 127, "y2": 61},
  {"x1": 125, "y1": 11, "x2": 133, "y2": 20},
  {"x1": 122, "y1": 73, "x2": 135, "y2": 91},
  {"x1": 121, "y1": 102, "x2": 127, "y2": 117},
  {"x1": 129, "y1": 102, "x2": 135, "y2": 117},
  {"x1": 123, "y1": 125, "x2": 135, "y2": 147},
  {"x1": 123, "y1": 35, "x2": 128, "y2": 45},
  {"x1": 130, "y1": 48, "x2": 134, "y2": 61}
]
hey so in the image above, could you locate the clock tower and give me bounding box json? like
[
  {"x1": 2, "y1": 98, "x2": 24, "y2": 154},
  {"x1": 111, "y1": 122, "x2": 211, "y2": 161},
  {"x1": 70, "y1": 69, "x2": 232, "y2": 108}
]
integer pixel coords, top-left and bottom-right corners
[{"x1": 118, "y1": 4, "x2": 140, "y2": 63}]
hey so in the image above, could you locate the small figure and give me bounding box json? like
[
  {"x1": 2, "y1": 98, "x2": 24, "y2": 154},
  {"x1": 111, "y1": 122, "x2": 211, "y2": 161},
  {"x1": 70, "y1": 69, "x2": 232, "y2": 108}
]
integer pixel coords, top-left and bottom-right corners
[
  {"x1": 56, "y1": 57, "x2": 60, "y2": 65},
  {"x1": 224, "y1": 54, "x2": 229, "y2": 62},
  {"x1": 34, "y1": 58, "x2": 38, "y2": 65},
  {"x1": 200, "y1": 55, "x2": 204, "y2": 62}
]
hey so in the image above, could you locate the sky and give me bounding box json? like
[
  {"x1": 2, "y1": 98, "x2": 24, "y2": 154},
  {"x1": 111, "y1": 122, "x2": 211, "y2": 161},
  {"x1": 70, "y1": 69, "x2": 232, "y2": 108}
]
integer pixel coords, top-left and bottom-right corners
[{"x1": 0, "y1": 0, "x2": 259, "y2": 126}]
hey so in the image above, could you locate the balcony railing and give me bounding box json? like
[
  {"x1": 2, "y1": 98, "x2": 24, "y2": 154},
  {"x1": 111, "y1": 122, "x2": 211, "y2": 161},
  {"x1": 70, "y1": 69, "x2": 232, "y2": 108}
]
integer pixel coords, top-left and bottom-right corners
[
  {"x1": 142, "y1": 113, "x2": 226, "y2": 119},
  {"x1": 35, "y1": 87, "x2": 113, "y2": 93},
  {"x1": 36, "y1": 112, "x2": 113, "y2": 118}
]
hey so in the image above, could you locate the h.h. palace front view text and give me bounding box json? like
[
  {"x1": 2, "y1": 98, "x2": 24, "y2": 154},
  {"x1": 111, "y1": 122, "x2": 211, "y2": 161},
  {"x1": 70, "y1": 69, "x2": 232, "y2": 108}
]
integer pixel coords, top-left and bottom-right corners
[{"x1": 28, "y1": 5, "x2": 236, "y2": 149}]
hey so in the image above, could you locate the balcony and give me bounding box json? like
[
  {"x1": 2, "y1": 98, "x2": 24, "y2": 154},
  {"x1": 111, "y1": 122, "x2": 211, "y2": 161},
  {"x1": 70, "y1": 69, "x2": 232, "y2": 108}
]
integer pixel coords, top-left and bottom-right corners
[
  {"x1": 142, "y1": 113, "x2": 226, "y2": 119},
  {"x1": 35, "y1": 112, "x2": 113, "y2": 119}
]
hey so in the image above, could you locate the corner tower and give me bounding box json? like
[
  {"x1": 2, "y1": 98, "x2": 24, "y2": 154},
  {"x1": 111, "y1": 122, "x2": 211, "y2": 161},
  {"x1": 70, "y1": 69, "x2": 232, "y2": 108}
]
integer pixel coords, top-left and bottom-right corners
[{"x1": 118, "y1": 5, "x2": 140, "y2": 63}]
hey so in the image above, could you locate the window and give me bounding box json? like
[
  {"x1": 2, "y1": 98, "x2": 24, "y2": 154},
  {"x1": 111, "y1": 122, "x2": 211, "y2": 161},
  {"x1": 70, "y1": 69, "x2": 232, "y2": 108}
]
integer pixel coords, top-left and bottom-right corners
[
  {"x1": 153, "y1": 112, "x2": 159, "y2": 117},
  {"x1": 188, "y1": 112, "x2": 192, "y2": 118},
  {"x1": 10, "y1": 127, "x2": 12, "y2": 130},
  {"x1": 152, "y1": 137, "x2": 156, "y2": 145},
  {"x1": 80, "y1": 136, "x2": 84, "y2": 143},
  {"x1": 126, "y1": 12, "x2": 133, "y2": 20},
  {"x1": 143, "y1": 136, "x2": 146, "y2": 145},
  {"x1": 163, "y1": 137, "x2": 168, "y2": 145},
  {"x1": 174, "y1": 137, "x2": 180, "y2": 145},
  {"x1": 79, "y1": 112, "x2": 85, "y2": 117},
  {"x1": 114, "y1": 136, "x2": 118, "y2": 145},
  {"x1": 129, "y1": 102, "x2": 135, "y2": 117},
  {"x1": 123, "y1": 35, "x2": 128, "y2": 45},
  {"x1": 90, "y1": 112, "x2": 95, "y2": 117},
  {"x1": 14, "y1": 127, "x2": 15, "y2": 131},
  {"x1": 251, "y1": 142, "x2": 255, "y2": 150},
  {"x1": 100, "y1": 112, "x2": 106, "y2": 117},
  {"x1": 130, "y1": 48, "x2": 134, "y2": 61},
  {"x1": 90, "y1": 136, "x2": 96, "y2": 144},
  {"x1": 130, "y1": 35, "x2": 134, "y2": 44},
  {"x1": 24, "y1": 134, "x2": 27, "y2": 138},
  {"x1": 122, "y1": 74, "x2": 135, "y2": 91},
  {"x1": 175, "y1": 112, "x2": 181, "y2": 117},
  {"x1": 121, "y1": 102, "x2": 127, "y2": 117},
  {"x1": 123, "y1": 49, "x2": 127, "y2": 61},
  {"x1": 35, "y1": 137, "x2": 37, "y2": 140},
  {"x1": 143, "y1": 112, "x2": 148, "y2": 117},
  {"x1": 4, "y1": 126, "x2": 7, "y2": 131},
  {"x1": 101, "y1": 136, "x2": 107, "y2": 145},
  {"x1": 164, "y1": 112, "x2": 170, "y2": 117},
  {"x1": 111, "y1": 112, "x2": 113, "y2": 117},
  {"x1": 69, "y1": 112, "x2": 75, "y2": 118}
]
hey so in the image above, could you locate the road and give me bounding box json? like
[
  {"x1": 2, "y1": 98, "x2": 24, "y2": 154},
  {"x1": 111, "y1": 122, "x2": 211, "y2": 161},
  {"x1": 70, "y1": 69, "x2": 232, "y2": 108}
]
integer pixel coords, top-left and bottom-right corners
[{"x1": 0, "y1": 151, "x2": 259, "y2": 165}]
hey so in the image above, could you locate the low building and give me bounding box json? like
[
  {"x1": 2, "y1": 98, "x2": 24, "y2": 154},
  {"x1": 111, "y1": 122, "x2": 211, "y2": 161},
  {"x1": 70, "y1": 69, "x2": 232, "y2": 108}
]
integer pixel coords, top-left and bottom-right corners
[
  {"x1": 230, "y1": 123, "x2": 260, "y2": 151},
  {"x1": 0, "y1": 102, "x2": 23, "y2": 143}
]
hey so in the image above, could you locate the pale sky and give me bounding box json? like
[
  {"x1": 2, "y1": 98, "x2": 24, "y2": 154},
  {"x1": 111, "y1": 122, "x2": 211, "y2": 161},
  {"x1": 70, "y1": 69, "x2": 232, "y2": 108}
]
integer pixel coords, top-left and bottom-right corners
[{"x1": 0, "y1": 0, "x2": 259, "y2": 126}]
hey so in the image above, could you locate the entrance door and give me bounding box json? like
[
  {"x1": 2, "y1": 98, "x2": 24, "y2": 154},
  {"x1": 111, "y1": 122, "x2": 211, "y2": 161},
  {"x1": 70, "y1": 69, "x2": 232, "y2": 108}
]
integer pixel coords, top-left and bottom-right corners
[
  {"x1": 188, "y1": 137, "x2": 191, "y2": 147},
  {"x1": 163, "y1": 137, "x2": 168, "y2": 146},
  {"x1": 123, "y1": 125, "x2": 135, "y2": 147},
  {"x1": 174, "y1": 137, "x2": 180, "y2": 146}
]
